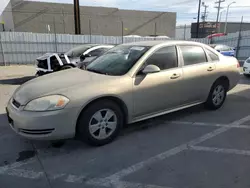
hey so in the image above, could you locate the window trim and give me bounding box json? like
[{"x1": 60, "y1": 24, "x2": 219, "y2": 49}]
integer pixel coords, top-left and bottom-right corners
[
  {"x1": 135, "y1": 45, "x2": 180, "y2": 75},
  {"x1": 177, "y1": 45, "x2": 209, "y2": 67},
  {"x1": 204, "y1": 47, "x2": 220, "y2": 62}
]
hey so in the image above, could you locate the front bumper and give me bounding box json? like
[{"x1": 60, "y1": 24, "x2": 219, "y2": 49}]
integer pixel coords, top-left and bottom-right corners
[
  {"x1": 6, "y1": 101, "x2": 80, "y2": 140},
  {"x1": 243, "y1": 66, "x2": 250, "y2": 75}
]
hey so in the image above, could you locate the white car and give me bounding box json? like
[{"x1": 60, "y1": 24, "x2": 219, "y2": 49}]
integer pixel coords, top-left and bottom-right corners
[
  {"x1": 36, "y1": 44, "x2": 114, "y2": 76},
  {"x1": 243, "y1": 57, "x2": 250, "y2": 77}
]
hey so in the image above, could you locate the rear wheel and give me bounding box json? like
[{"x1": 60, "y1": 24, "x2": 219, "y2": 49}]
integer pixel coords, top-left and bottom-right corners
[
  {"x1": 204, "y1": 80, "x2": 227, "y2": 110},
  {"x1": 76, "y1": 100, "x2": 124, "y2": 146}
]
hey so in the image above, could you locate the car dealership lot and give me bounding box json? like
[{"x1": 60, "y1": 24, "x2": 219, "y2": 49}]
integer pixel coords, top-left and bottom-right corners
[{"x1": 1, "y1": 66, "x2": 250, "y2": 188}]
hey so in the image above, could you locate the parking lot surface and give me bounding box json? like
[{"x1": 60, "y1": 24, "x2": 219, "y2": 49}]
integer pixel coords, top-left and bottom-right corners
[{"x1": 1, "y1": 66, "x2": 250, "y2": 188}]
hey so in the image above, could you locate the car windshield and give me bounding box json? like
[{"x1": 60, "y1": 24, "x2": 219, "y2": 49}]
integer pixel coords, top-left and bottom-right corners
[
  {"x1": 65, "y1": 45, "x2": 92, "y2": 58},
  {"x1": 86, "y1": 45, "x2": 150, "y2": 76}
]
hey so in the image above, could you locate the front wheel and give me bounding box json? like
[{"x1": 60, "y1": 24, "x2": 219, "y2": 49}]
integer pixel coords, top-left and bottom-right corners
[
  {"x1": 76, "y1": 100, "x2": 124, "y2": 146},
  {"x1": 204, "y1": 80, "x2": 227, "y2": 110}
]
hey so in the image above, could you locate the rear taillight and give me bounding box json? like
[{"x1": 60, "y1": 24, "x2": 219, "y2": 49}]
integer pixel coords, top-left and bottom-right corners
[{"x1": 237, "y1": 61, "x2": 240, "y2": 68}]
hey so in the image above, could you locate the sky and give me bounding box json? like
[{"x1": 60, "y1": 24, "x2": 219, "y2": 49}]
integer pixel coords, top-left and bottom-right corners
[{"x1": 1, "y1": 0, "x2": 250, "y2": 25}]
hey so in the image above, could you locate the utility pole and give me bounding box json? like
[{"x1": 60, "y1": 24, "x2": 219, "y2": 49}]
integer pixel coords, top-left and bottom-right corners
[
  {"x1": 214, "y1": 0, "x2": 225, "y2": 32},
  {"x1": 201, "y1": 4, "x2": 208, "y2": 22},
  {"x1": 201, "y1": 2, "x2": 209, "y2": 37},
  {"x1": 73, "y1": 0, "x2": 81, "y2": 34},
  {"x1": 196, "y1": 0, "x2": 202, "y2": 38}
]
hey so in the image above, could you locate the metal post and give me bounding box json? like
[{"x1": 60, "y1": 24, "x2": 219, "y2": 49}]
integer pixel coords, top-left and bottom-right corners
[
  {"x1": 154, "y1": 22, "x2": 157, "y2": 36},
  {"x1": 121, "y1": 21, "x2": 124, "y2": 43},
  {"x1": 219, "y1": 11, "x2": 224, "y2": 32},
  {"x1": 2, "y1": 24, "x2": 5, "y2": 32},
  {"x1": 196, "y1": 0, "x2": 202, "y2": 38},
  {"x1": 62, "y1": 9, "x2": 66, "y2": 34},
  {"x1": 53, "y1": 16, "x2": 57, "y2": 53},
  {"x1": 184, "y1": 24, "x2": 186, "y2": 40},
  {"x1": 89, "y1": 19, "x2": 92, "y2": 43},
  {"x1": 0, "y1": 33, "x2": 6, "y2": 66},
  {"x1": 236, "y1": 16, "x2": 243, "y2": 59},
  {"x1": 224, "y1": 2, "x2": 236, "y2": 34},
  {"x1": 74, "y1": 0, "x2": 81, "y2": 34}
]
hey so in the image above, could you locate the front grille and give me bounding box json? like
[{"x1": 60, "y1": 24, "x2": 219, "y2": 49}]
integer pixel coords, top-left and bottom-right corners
[
  {"x1": 19, "y1": 128, "x2": 54, "y2": 135},
  {"x1": 37, "y1": 59, "x2": 48, "y2": 69},
  {"x1": 12, "y1": 99, "x2": 21, "y2": 108}
]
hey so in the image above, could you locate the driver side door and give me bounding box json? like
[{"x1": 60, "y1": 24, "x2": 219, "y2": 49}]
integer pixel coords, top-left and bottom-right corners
[{"x1": 132, "y1": 45, "x2": 184, "y2": 119}]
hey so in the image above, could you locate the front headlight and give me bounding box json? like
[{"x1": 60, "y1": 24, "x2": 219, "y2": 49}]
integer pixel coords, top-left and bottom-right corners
[{"x1": 24, "y1": 95, "x2": 69, "y2": 112}]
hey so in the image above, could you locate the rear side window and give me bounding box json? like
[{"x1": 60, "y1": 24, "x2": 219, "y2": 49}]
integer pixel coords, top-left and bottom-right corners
[
  {"x1": 145, "y1": 46, "x2": 178, "y2": 70},
  {"x1": 180, "y1": 46, "x2": 207, "y2": 66},
  {"x1": 246, "y1": 58, "x2": 250, "y2": 63},
  {"x1": 206, "y1": 49, "x2": 219, "y2": 61}
]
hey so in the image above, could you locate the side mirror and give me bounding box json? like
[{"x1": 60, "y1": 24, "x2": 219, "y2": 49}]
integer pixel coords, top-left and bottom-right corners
[
  {"x1": 142, "y1": 65, "x2": 160, "y2": 74},
  {"x1": 80, "y1": 54, "x2": 91, "y2": 61},
  {"x1": 80, "y1": 54, "x2": 85, "y2": 61}
]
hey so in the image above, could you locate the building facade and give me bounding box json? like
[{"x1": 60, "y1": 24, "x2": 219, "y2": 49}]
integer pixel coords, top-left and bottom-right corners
[
  {"x1": 191, "y1": 22, "x2": 250, "y2": 38},
  {"x1": 1, "y1": 0, "x2": 176, "y2": 37}
]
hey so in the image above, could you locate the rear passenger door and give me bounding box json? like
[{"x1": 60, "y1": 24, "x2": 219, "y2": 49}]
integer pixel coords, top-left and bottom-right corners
[{"x1": 178, "y1": 45, "x2": 218, "y2": 104}]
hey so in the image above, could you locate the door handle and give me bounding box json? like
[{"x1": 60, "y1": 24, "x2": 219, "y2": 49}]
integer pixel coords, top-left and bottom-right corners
[
  {"x1": 207, "y1": 67, "x2": 214, "y2": 71},
  {"x1": 170, "y1": 73, "x2": 180, "y2": 79}
]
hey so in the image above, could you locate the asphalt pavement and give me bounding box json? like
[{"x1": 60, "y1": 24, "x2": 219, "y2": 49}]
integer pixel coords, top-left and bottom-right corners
[{"x1": 1, "y1": 66, "x2": 250, "y2": 188}]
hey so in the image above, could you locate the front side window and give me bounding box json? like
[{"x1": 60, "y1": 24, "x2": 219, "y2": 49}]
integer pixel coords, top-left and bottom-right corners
[
  {"x1": 86, "y1": 45, "x2": 150, "y2": 76},
  {"x1": 180, "y1": 46, "x2": 207, "y2": 66},
  {"x1": 145, "y1": 46, "x2": 178, "y2": 70}
]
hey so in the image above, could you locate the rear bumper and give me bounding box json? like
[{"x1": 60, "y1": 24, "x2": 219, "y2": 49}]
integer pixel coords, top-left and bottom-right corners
[{"x1": 6, "y1": 101, "x2": 80, "y2": 140}]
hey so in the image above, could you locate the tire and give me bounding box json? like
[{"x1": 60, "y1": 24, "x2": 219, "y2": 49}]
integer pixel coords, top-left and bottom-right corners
[
  {"x1": 35, "y1": 71, "x2": 43, "y2": 77},
  {"x1": 204, "y1": 80, "x2": 227, "y2": 110},
  {"x1": 244, "y1": 74, "x2": 250, "y2": 78},
  {"x1": 76, "y1": 100, "x2": 124, "y2": 146},
  {"x1": 60, "y1": 65, "x2": 73, "y2": 70}
]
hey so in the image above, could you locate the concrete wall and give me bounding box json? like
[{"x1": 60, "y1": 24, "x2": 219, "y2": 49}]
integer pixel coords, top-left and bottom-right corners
[
  {"x1": 7, "y1": 1, "x2": 176, "y2": 37},
  {"x1": 1, "y1": 1, "x2": 15, "y2": 31}
]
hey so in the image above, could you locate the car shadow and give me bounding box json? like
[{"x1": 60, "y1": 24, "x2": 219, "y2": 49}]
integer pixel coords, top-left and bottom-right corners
[
  {"x1": 3, "y1": 86, "x2": 250, "y2": 154},
  {"x1": 0, "y1": 76, "x2": 35, "y2": 85}
]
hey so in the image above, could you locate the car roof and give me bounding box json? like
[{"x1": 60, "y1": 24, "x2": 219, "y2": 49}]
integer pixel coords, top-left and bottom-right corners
[{"x1": 121, "y1": 40, "x2": 207, "y2": 47}]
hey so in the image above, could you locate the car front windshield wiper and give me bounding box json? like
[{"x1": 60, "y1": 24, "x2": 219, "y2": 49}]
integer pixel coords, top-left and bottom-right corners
[{"x1": 86, "y1": 68, "x2": 108, "y2": 75}]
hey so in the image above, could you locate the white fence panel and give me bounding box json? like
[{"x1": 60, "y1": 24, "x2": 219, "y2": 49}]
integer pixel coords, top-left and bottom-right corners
[{"x1": 1, "y1": 31, "x2": 250, "y2": 64}]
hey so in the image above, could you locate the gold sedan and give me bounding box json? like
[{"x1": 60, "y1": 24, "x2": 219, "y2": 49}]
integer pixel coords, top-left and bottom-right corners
[{"x1": 6, "y1": 41, "x2": 240, "y2": 146}]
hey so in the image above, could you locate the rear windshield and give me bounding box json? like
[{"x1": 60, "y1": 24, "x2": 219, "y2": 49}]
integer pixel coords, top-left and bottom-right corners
[{"x1": 65, "y1": 45, "x2": 92, "y2": 58}]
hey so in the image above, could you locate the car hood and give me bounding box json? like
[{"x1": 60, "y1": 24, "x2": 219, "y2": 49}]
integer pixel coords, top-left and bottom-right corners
[{"x1": 13, "y1": 68, "x2": 103, "y2": 105}]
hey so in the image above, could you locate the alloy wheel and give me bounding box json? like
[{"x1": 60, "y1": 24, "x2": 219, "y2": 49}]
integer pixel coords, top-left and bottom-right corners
[
  {"x1": 89, "y1": 109, "x2": 117, "y2": 140},
  {"x1": 212, "y1": 85, "x2": 225, "y2": 106}
]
